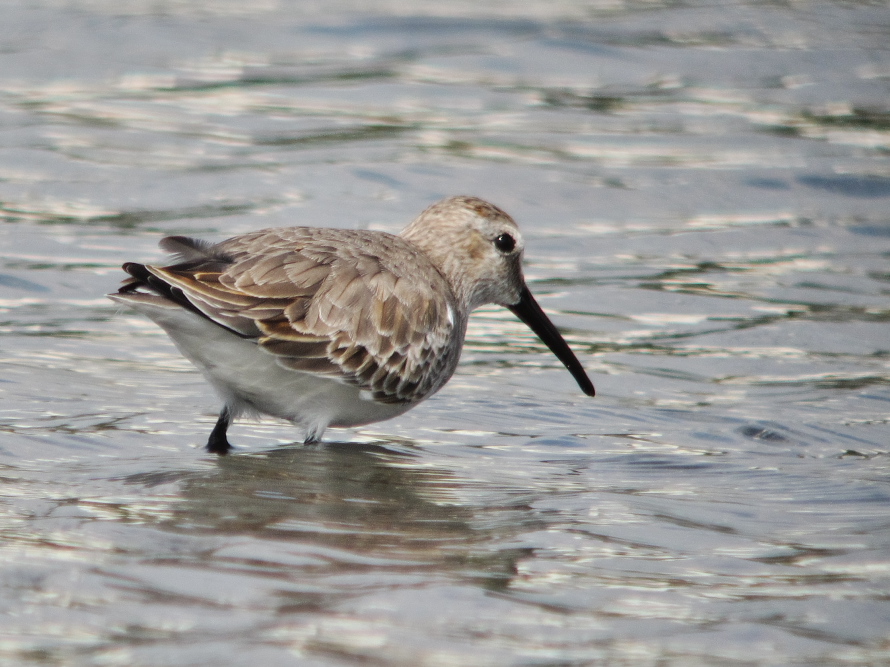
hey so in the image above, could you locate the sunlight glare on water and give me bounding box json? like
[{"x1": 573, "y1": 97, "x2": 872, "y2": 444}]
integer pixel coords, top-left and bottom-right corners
[{"x1": 1, "y1": 0, "x2": 889, "y2": 665}]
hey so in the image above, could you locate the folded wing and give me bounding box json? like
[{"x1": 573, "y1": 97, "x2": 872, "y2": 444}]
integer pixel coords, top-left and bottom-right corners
[{"x1": 123, "y1": 228, "x2": 458, "y2": 404}]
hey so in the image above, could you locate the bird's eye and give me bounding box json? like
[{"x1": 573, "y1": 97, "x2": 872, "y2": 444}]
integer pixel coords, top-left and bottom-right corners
[{"x1": 494, "y1": 233, "x2": 516, "y2": 253}]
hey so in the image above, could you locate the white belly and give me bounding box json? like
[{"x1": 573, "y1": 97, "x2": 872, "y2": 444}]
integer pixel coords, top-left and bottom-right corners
[{"x1": 111, "y1": 294, "x2": 414, "y2": 435}]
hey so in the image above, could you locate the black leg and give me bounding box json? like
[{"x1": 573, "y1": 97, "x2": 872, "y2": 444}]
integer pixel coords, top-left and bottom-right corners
[
  {"x1": 304, "y1": 423, "x2": 323, "y2": 444},
  {"x1": 206, "y1": 407, "x2": 232, "y2": 455}
]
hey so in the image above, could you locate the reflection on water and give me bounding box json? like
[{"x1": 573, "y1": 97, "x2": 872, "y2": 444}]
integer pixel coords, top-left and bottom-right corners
[
  {"x1": 130, "y1": 444, "x2": 530, "y2": 600},
  {"x1": 135, "y1": 444, "x2": 505, "y2": 554},
  {"x1": 1, "y1": 0, "x2": 889, "y2": 665}
]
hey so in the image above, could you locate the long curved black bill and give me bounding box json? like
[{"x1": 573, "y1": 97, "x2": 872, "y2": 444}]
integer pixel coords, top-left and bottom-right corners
[{"x1": 506, "y1": 285, "x2": 595, "y2": 397}]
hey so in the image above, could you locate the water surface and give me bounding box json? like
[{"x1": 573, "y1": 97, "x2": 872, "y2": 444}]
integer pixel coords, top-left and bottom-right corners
[{"x1": 1, "y1": 1, "x2": 889, "y2": 665}]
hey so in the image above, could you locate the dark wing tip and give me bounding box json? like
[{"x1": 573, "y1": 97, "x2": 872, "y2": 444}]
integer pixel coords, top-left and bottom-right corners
[
  {"x1": 117, "y1": 262, "x2": 152, "y2": 293},
  {"x1": 117, "y1": 263, "x2": 193, "y2": 313},
  {"x1": 121, "y1": 262, "x2": 150, "y2": 280}
]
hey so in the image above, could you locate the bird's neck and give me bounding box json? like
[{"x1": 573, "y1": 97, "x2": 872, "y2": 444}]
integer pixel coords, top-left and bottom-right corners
[{"x1": 400, "y1": 227, "x2": 482, "y2": 312}]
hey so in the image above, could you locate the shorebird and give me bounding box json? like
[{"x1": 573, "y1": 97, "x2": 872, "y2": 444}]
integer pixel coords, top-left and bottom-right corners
[{"x1": 110, "y1": 196, "x2": 595, "y2": 454}]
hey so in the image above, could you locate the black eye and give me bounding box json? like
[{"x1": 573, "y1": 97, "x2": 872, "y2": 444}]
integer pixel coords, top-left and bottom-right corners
[{"x1": 494, "y1": 233, "x2": 516, "y2": 253}]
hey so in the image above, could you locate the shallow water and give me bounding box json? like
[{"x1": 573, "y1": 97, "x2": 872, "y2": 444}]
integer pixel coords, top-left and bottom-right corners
[{"x1": 2, "y1": 1, "x2": 890, "y2": 665}]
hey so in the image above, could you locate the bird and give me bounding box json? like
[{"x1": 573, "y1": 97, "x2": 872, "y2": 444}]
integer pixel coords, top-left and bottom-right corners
[{"x1": 109, "y1": 195, "x2": 595, "y2": 454}]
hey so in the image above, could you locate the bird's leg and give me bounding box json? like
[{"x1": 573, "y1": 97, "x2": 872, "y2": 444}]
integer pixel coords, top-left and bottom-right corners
[
  {"x1": 303, "y1": 422, "x2": 325, "y2": 445},
  {"x1": 206, "y1": 407, "x2": 232, "y2": 455}
]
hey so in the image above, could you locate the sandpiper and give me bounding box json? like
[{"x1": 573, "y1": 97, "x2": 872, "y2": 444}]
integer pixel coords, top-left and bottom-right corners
[{"x1": 110, "y1": 196, "x2": 595, "y2": 454}]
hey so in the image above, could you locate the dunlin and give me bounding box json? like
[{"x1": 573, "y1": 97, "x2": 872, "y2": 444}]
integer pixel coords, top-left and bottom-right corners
[{"x1": 110, "y1": 196, "x2": 595, "y2": 454}]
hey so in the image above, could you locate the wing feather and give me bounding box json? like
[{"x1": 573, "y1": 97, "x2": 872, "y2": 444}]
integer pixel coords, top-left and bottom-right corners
[{"x1": 138, "y1": 227, "x2": 459, "y2": 404}]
